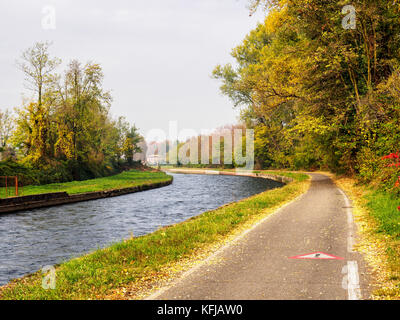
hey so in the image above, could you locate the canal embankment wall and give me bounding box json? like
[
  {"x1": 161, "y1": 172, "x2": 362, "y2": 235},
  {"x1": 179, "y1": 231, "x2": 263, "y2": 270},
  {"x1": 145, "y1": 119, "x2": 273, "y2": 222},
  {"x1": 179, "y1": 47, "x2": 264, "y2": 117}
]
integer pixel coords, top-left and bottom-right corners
[{"x1": 0, "y1": 179, "x2": 173, "y2": 214}]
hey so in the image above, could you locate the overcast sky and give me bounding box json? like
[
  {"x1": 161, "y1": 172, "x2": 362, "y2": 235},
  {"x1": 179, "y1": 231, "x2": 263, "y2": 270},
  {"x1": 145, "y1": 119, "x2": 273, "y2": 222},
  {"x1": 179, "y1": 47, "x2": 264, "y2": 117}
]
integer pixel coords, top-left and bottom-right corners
[{"x1": 0, "y1": 0, "x2": 265, "y2": 139}]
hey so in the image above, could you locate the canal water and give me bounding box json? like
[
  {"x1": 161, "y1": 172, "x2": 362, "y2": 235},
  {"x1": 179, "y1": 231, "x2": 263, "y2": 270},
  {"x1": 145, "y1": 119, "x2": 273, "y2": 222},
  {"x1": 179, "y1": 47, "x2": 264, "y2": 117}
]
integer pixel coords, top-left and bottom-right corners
[{"x1": 0, "y1": 173, "x2": 283, "y2": 285}]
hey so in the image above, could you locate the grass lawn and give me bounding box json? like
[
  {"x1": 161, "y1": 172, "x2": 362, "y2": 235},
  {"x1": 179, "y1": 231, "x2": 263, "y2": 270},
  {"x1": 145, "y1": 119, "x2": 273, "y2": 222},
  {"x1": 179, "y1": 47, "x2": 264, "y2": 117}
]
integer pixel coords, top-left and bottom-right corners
[
  {"x1": 0, "y1": 170, "x2": 172, "y2": 198},
  {"x1": 363, "y1": 189, "x2": 400, "y2": 299},
  {"x1": 0, "y1": 170, "x2": 309, "y2": 300}
]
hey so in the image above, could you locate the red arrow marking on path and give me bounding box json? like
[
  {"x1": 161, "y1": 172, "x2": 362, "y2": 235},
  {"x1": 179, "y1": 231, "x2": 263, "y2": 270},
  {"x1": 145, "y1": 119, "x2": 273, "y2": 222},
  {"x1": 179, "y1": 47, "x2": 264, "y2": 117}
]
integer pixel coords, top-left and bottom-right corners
[{"x1": 289, "y1": 252, "x2": 344, "y2": 260}]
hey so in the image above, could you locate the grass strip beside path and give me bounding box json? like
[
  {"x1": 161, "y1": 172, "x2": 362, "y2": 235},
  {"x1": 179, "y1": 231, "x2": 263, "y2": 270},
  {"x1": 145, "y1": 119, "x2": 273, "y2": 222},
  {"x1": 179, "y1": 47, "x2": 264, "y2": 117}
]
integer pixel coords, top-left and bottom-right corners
[
  {"x1": 333, "y1": 175, "x2": 400, "y2": 300},
  {"x1": 0, "y1": 170, "x2": 172, "y2": 198},
  {"x1": 0, "y1": 171, "x2": 309, "y2": 300}
]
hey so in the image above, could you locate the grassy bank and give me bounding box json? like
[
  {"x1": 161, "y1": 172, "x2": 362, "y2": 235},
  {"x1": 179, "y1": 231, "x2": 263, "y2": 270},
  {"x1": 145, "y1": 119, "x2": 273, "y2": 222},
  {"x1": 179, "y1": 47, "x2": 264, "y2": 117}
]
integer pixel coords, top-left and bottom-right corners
[
  {"x1": 0, "y1": 170, "x2": 172, "y2": 198},
  {"x1": 333, "y1": 176, "x2": 400, "y2": 300},
  {"x1": 0, "y1": 171, "x2": 309, "y2": 300}
]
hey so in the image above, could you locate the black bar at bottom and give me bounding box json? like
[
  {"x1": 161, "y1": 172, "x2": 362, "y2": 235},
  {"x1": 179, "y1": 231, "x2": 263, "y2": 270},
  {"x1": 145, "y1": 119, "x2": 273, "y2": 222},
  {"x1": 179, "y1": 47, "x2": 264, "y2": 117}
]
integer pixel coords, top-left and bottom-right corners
[{"x1": 0, "y1": 299, "x2": 390, "y2": 319}]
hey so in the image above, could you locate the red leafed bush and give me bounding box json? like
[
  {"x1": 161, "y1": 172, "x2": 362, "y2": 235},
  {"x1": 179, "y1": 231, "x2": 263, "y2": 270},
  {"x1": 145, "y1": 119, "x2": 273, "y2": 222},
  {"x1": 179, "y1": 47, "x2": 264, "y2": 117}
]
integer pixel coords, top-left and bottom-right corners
[
  {"x1": 382, "y1": 152, "x2": 400, "y2": 174},
  {"x1": 382, "y1": 152, "x2": 400, "y2": 210}
]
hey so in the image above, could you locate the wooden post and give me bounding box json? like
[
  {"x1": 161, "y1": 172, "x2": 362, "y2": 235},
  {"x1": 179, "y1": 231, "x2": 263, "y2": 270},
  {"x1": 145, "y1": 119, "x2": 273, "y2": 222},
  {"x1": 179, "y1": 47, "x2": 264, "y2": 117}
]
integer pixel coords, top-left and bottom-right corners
[{"x1": 15, "y1": 176, "x2": 18, "y2": 197}]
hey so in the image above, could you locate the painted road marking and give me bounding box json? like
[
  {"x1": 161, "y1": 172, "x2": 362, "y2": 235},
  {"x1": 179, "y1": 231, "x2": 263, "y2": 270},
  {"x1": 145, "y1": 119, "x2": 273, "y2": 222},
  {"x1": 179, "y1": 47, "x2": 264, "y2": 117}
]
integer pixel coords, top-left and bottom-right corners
[
  {"x1": 346, "y1": 261, "x2": 362, "y2": 300},
  {"x1": 289, "y1": 252, "x2": 344, "y2": 260},
  {"x1": 338, "y1": 188, "x2": 356, "y2": 253},
  {"x1": 338, "y1": 188, "x2": 362, "y2": 300}
]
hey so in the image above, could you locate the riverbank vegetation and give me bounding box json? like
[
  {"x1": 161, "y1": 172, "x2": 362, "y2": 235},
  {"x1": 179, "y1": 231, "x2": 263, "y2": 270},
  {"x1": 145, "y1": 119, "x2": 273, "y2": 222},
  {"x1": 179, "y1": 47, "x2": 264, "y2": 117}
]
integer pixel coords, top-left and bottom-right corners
[
  {"x1": 0, "y1": 171, "x2": 308, "y2": 300},
  {"x1": 0, "y1": 170, "x2": 171, "y2": 199},
  {"x1": 213, "y1": 0, "x2": 400, "y2": 192},
  {"x1": 334, "y1": 176, "x2": 400, "y2": 299},
  {"x1": 0, "y1": 42, "x2": 143, "y2": 189}
]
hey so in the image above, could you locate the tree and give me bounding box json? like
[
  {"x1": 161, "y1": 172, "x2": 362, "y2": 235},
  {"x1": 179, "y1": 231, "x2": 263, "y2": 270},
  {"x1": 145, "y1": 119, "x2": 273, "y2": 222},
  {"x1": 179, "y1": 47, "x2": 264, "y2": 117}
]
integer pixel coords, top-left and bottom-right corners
[
  {"x1": 214, "y1": 0, "x2": 400, "y2": 175},
  {"x1": 122, "y1": 126, "x2": 143, "y2": 165},
  {"x1": 11, "y1": 42, "x2": 142, "y2": 181},
  {"x1": 16, "y1": 42, "x2": 61, "y2": 163},
  {"x1": 0, "y1": 109, "x2": 14, "y2": 151},
  {"x1": 17, "y1": 42, "x2": 61, "y2": 106},
  {"x1": 54, "y1": 60, "x2": 112, "y2": 164}
]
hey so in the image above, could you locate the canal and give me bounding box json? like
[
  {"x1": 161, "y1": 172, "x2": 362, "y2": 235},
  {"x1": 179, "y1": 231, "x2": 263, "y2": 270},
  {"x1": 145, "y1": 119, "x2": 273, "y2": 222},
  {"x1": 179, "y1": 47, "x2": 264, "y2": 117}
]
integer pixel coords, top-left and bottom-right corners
[{"x1": 0, "y1": 173, "x2": 283, "y2": 285}]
